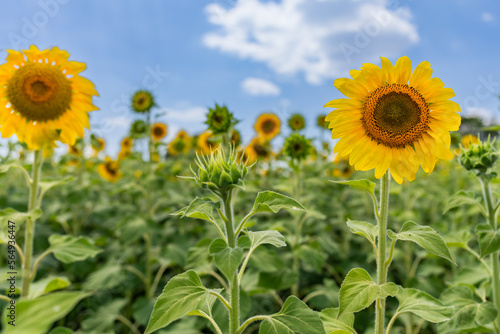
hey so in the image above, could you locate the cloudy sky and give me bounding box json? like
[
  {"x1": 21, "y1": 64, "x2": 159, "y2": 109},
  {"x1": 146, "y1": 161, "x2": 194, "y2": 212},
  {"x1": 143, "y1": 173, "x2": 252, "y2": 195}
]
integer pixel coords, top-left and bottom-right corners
[{"x1": 1, "y1": 0, "x2": 499, "y2": 155}]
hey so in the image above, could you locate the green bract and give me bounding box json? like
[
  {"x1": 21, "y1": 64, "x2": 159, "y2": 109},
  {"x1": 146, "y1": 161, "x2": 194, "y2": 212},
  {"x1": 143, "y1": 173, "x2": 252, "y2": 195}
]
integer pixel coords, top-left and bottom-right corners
[
  {"x1": 460, "y1": 137, "x2": 498, "y2": 179},
  {"x1": 205, "y1": 103, "x2": 234, "y2": 135},
  {"x1": 191, "y1": 147, "x2": 250, "y2": 192}
]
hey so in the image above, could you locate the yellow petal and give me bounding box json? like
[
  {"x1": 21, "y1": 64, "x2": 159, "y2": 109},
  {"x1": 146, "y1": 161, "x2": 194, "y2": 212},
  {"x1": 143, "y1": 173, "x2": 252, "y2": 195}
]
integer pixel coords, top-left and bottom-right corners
[
  {"x1": 393, "y1": 56, "x2": 412, "y2": 84},
  {"x1": 334, "y1": 78, "x2": 368, "y2": 100},
  {"x1": 409, "y1": 61, "x2": 432, "y2": 91},
  {"x1": 380, "y1": 57, "x2": 395, "y2": 84}
]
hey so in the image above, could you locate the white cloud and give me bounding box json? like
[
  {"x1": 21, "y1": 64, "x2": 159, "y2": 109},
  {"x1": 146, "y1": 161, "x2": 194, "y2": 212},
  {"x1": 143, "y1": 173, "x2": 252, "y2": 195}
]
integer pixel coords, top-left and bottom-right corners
[
  {"x1": 203, "y1": 0, "x2": 419, "y2": 84},
  {"x1": 241, "y1": 77, "x2": 281, "y2": 96},
  {"x1": 159, "y1": 106, "x2": 208, "y2": 139},
  {"x1": 464, "y1": 107, "x2": 498, "y2": 123},
  {"x1": 481, "y1": 12, "x2": 494, "y2": 22}
]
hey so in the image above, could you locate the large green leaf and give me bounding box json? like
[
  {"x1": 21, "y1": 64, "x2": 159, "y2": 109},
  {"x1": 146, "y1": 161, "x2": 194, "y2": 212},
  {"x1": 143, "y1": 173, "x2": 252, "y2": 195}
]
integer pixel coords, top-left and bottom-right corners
[
  {"x1": 395, "y1": 287, "x2": 452, "y2": 323},
  {"x1": 209, "y1": 239, "x2": 243, "y2": 280},
  {"x1": 2, "y1": 291, "x2": 90, "y2": 334},
  {"x1": 0, "y1": 209, "x2": 42, "y2": 239},
  {"x1": 320, "y1": 308, "x2": 357, "y2": 334},
  {"x1": 338, "y1": 268, "x2": 397, "y2": 316},
  {"x1": 240, "y1": 230, "x2": 287, "y2": 249},
  {"x1": 443, "y1": 190, "x2": 484, "y2": 214},
  {"x1": 259, "y1": 296, "x2": 326, "y2": 334},
  {"x1": 28, "y1": 276, "x2": 71, "y2": 299},
  {"x1": 476, "y1": 224, "x2": 500, "y2": 258},
  {"x1": 439, "y1": 285, "x2": 498, "y2": 332},
  {"x1": 330, "y1": 179, "x2": 375, "y2": 196},
  {"x1": 346, "y1": 220, "x2": 377, "y2": 246},
  {"x1": 171, "y1": 197, "x2": 220, "y2": 224},
  {"x1": 251, "y1": 191, "x2": 307, "y2": 214},
  {"x1": 387, "y1": 221, "x2": 455, "y2": 264},
  {"x1": 48, "y1": 235, "x2": 102, "y2": 264},
  {"x1": 81, "y1": 299, "x2": 128, "y2": 333},
  {"x1": 145, "y1": 270, "x2": 212, "y2": 334}
]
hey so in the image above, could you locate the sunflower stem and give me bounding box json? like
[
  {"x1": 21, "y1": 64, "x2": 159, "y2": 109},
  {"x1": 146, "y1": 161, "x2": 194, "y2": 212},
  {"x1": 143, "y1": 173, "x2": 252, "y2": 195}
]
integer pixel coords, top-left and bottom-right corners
[
  {"x1": 21, "y1": 149, "x2": 43, "y2": 297},
  {"x1": 375, "y1": 171, "x2": 390, "y2": 334},
  {"x1": 480, "y1": 178, "x2": 500, "y2": 334}
]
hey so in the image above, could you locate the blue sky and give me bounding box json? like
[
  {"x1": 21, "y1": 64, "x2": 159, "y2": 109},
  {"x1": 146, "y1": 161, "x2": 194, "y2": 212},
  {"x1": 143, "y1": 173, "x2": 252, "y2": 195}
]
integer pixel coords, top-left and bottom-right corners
[{"x1": 1, "y1": 0, "x2": 499, "y2": 156}]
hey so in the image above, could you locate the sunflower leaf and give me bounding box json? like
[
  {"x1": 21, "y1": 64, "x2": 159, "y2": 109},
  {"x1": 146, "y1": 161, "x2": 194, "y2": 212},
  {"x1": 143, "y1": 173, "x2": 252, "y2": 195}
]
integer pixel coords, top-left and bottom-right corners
[
  {"x1": 250, "y1": 191, "x2": 308, "y2": 215},
  {"x1": 331, "y1": 179, "x2": 375, "y2": 196}
]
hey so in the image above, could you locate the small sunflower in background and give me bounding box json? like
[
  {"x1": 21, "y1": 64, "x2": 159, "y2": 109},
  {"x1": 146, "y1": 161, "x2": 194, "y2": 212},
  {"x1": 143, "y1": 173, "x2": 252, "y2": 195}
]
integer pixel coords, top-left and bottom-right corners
[
  {"x1": 461, "y1": 134, "x2": 479, "y2": 149},
  {"x1": 246, "y1": 137, "x2": 271, "y2": 161},
  {"x1": 0, "y1": 45, "x2": 98, "y2": 150},
  {"x1": 130, "y1": 119, "x2": 148, "y2": 139},
  {"x1": 317, "y1": 114, "x2": 329, "y2": 129},
  {"x1": 151, "y1": 123, "x2": 167, "y2": 141},
  {"x1": 288, "y1": 113, "x2": 306, "y2": 132},
  {"x1": 91, "y1": 134, "x2": 105, "y2": 153},
  {"x1": 131, "y1": 90, "x2": 155, "y2": 113},
  {"x1": 98, "y1": 157, "x2": 122, "y2": 182},
  {"x1": 333, "y1": 154, "x2": 355, "y2": 178},
  {"x1": 230, "y1": 129, "x2": 241, "y2": 147},
  {"x1": 196, "y1": 131, "x2": 218, "y2": 155},
  {"x1": 255, "y1": 113, "x2": 280, "y2": 141},
  {"x1": 205, "y1": 103, "x2": 234, "y2": 135},
  {"x1": 168, "y1": 130, "x2": 192, "y2": 156},
  {"x1": 325, "y1": 56, "x2": 461, "y2": 184},
  {"x1": 121, "y1": 137, "x2": 133, "y2": 151},
  {"x1": 283, "y1": 133, "x2": 312, "y2": 161}
]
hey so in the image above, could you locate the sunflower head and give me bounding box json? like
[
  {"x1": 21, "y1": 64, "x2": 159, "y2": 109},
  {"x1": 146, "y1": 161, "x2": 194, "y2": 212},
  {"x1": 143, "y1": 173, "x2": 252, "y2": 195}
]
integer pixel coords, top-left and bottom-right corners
[
  {"x1": 288, "y1": 113, "x2": 306, "y2": 131},
  {"x1": 317, "y1": 114, "x2": 329, "y2": 129},
  {"x1": 230, "y1": 129, "x2": 241, "y2": 147},
  {"x1": 0, "y1": 45, "x2": 98, "y2": 150},
  {"x1": 121, "y1": 137, "x2": 133, "y2": 150},
  {"x1": 246, "y1": 136, "x2": 271, "y2": 161},
  {"x1": 98, "y1": 157, "x2": 123, "y2": 182},
  {"x1": 152, "y1": 123, "x2": 167, "y2": 141},
  {"x1": 283, "y1": 133, "x2": 312, "y2": 161},
  {"x1": 196, "y1": 131, "x2": 219, "y2": 155},
  {"x1": 131, "y1": 90, "x2": 155, "y2": 113},
  {"x1": 206, "y1": 103, "x2": 234, "y2": 135},
  {"x1": 130, "y1": 119, "x2": 148, "y2": 139},
  {"x1": 255, "y1": 113, "x2": 280, "y2": 141},
  {"x1": 168, "y1": 130, "x2": 192, "y2": 156},
  {"x1": 192, "y1": 146, "x2": 250, "y2": 193},
  {"x1": 325, "y1": 56, "x2": 461, "y2": 184},
  {"x1": 460, "y1": 137, "x2": 498, "y2": 179}
]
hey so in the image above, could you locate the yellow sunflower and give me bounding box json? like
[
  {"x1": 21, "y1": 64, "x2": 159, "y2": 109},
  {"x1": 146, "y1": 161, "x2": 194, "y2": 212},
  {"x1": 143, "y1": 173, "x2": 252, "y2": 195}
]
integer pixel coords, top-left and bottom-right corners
[
  {"x1": 168, "y1": 130, "x2": 192, "y2": 156},
  {"x1": 151, "y1": 123, "x2": 167, "y2": 141},
  {"x1": 196, "y1": 131, "x2": 218, "y2": 155},
  {"x1": 325, "y1": 56, "x2": 461, "y2": 184},
  {"x1": 461, "y1": 134, "x2": 479, "y2": 148},
  {"x1": 246, "y1": 137, "x2": 271, "y2": 161},
  {"x1": 121, "y1": 137, "x2": 133, "y2": 150},
  {"x1": 91, "y1": 137, "x2": 105, "y2": 152},
  {"x1": 97, "y1": 157, "x2": 122, "y2": 182},
  {"x1": 255, "y1": 113, "x2": 280, "y2": 141},
  {"x1": 0, "y1": 45, "x2": 98, "y2": 150}
]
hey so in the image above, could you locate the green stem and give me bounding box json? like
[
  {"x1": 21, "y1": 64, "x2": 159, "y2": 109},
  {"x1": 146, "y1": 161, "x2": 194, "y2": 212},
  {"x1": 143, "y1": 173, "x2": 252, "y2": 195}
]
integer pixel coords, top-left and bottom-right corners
[
  {"x1": 375, "y1": 172, "x2": 390, "y2": 334},
  {"x1": 21, "y1": 150, "x2": 42, "y2": 297},
  {"x1": 385, "y1": 312, "x2": 401, "y2": 334},
  {"x1": 144, "y1": 233, "x2": 152, "y2": 298},
  {"x1": 222, "y1": 190, "x2": 240, "y2": 334},
  {"x1": 481, "y1": 178, "x2": 500, "y2": 333},
  {"x1": 236, "y1": 315, "x2": 270, "y2": 334}
]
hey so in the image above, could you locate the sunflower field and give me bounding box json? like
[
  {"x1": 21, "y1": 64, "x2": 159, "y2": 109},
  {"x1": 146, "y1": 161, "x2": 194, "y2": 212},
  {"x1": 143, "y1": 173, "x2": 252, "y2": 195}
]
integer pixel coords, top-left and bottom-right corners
[{"x1": 1, "y1": 26, "x2": 500, "y2": 334}]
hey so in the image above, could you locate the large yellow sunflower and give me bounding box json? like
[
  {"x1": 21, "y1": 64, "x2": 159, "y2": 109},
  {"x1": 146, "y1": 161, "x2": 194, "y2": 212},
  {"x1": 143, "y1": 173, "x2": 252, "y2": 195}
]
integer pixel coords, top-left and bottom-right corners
[
  {"x1": 325, "y1": 56, "x2": 461, "y2": 184},
  {"x1": 152, "y1": 123, "x2": 167, "y2": 141},
  {"x1": 0, "y1": 45, "x2": 98, "y2": 150},
  {"x1": 97, "y1": 157, "x2": 122, "y2": 182},
  {"x1": 255, "y1": 113, "x2": 280, "y2": 141}
]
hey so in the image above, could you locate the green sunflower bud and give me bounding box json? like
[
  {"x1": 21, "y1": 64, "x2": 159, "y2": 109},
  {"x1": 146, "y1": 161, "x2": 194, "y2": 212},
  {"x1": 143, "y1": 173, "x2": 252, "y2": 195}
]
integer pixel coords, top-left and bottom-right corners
[
  {"x1": 130, "y1": 119, "x2": 148, "y2": 139},
  {"x1": 283, "y1": 133, "x2": 313, "y2": 161},
  {"x1": 131, "y1": 90, "x2": 155, "y2": 113},
  {"x1": 205, "y1": 103, "x2": 234, "y2": 135},
  {"x1": 192, "y1": 146, "x2": 250, "y2": 192},
  {"x1": 460, "y1": 137, "x2": 498, "y2": 179},
  {"x1": 288, "y1": 113, "x2": 306, "y2": 131}
]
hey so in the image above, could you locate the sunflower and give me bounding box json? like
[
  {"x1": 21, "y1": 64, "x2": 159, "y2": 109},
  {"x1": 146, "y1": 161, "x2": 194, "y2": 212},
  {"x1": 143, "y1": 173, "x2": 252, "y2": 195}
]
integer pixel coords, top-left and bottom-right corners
[
  {"x1": 97, "y1": 157, "x2": 122, "y2": 182},
  {"x1": 196, "y1": 131, "x2": 218, "y2": 155},
  {"x1": 206, "y1": 103, "x2": 234, "y2": 134},
  {"x1": 255, "y1": 113, "x2": 280, "y2": 141},
  {"x1": 283, "y1": 133, "x2": 312, "y2": 161},
  {"x1": 317, "y1": 114, "x2": 329, "y2": 129},
  {"x1": 288, "y1": 113, "x2": 306, "y2": 131},
  {"x1": 0, "y1": 46, "x2": 98, "y2": 150},
  {"x1": 461, "y1": 134, "x2": 479, "y2": 149},
  {"x1": 152, "y1": 123, "x2": 167, "y2": 141},
  {"x1": 246, "y1": 137, "x2": 271, "y2": 161},
  {"x1": 117, "y1": 148, "x2": 131, "y2": 160},
  {"x1": 168, "y1": 130, "x2": 192, "y2": 156},
  {"x1": 121, "y1": 137, "x2": 133, "y2": 150},
  {"x1": 131, "y1": 90, "x2": 154, "y2": 113},
  {"x1": 230, "y1": 129, "x2": 241, "y2": 147},
  {"x1": 91, "y1": 134, "x2": 105, "y2": 152},
  {"x1": 325, "y1": 56, "x2": 461, "y2": 184},
  {"x1": 130, "y1": 119, "x2": 148, "y2": 138}
]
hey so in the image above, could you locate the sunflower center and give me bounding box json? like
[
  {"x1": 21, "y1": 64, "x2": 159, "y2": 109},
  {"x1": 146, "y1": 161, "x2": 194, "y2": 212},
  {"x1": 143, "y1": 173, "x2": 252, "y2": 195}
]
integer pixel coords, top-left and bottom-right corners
[
  {"x1": 153, "y1": 126, "x2": 164, "y2": 136},
  {"x1": 362, "y1": 83, "x2": 429, "y2": 148},
  {"x1": 7, "y1": 62, "x2": 72, "y2": 122},
  {"x1": 105, "y1": 162, "x2": 118, "y2": 176},
  {"x1": 262, "y1": 120, "x2": 276, "y2": 134},
  {"x1": 173, "y1": 139, "x2": 186, "y2": 152}
]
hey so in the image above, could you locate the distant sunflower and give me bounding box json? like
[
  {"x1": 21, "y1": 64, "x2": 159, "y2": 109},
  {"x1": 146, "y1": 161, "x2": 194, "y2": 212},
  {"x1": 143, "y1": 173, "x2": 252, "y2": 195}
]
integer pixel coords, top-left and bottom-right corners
[
  {"x1": 91, "y1": 135, "x2": 105, "y2": 152},
  {"x1": 196, "y1": 131, "x2": 218, "y2": 155},
  {"x1": 151, "y1": 123, "x2": 167, "y2": 141},
  {"x1": 168, "y1": 130, "x2": 191, "y2": 156},
  {"x1": 131, "y1": 90, "x2": 154, "y2": 113},
  {"x1": 461, "y1": 134, "x2": 479, "y2": 149},
  {"x1": 317, "y1": 115, "x2": 329, "y2": 129},
  {"x1": 288, "y1": 114, "x2": 306, "y2": 131},
  {"x1": 117, "y1": 148, "x2": 131, "y2": 160},
  {"x1": 283, "y1": 133, "x2": 312, "y2": 161},
  {"x1": 255, "y1": 113, "x2": 280, "y2": 141},
  {"x1": 98, "y1": 157, "x2": 122, "y2": 182},
  {"x1": 0, "y1": 45, "x2": 98, "y2": 150},
  {"x1": 230, "y1": 129, "x2": 241, "y2": 147},
  {"x1": 121, "y1": 137, "x2": 133, "y2": 150},
  {"x1": 246, "y1": 137, "x2": 271, "y2": 161},
  {"x1": 325, "y1": 56, "x2": 461, "y2": 184},
  {"x1": 206, "y1": 103, "x2": 233, "y2": 134}
]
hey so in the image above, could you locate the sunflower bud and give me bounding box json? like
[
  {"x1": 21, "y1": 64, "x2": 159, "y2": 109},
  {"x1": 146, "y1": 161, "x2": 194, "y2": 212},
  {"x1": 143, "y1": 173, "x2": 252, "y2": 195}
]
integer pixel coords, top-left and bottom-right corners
[
  {"x1": 192, "y1": 147, "x2": 250, "y2": 192},
  {"x1": 283, "y1": 133, "x2": 313, "y2": 161},
  {"x1": 205, "y1": 103, "x2": 234, "y2": 135},
  {"x1": 460, "y1": 137, "x2": 498, "y2": 179}
]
